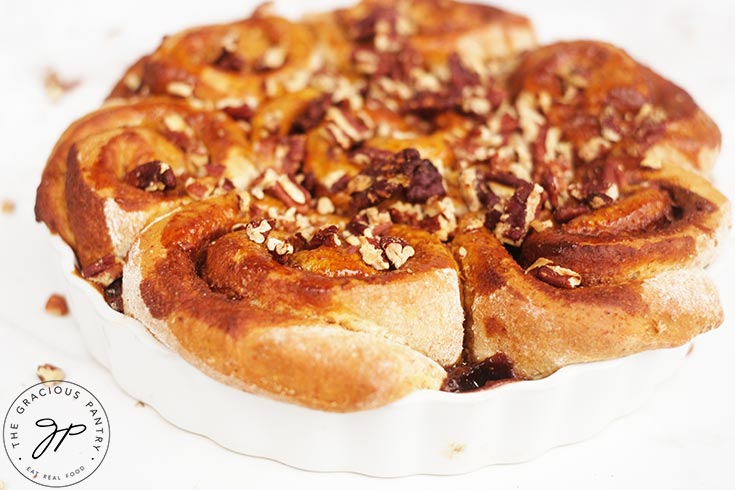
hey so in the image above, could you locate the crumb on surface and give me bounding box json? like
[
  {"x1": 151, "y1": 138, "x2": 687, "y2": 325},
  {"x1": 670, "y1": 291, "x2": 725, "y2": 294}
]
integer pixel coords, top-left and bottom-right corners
[
  {"x1": 1, "y1": 199, "x2": 14, "y2": 214},
  {"x1": 44, "y1": 69, "x2": 81, "y2": 102},
  {"x1": 45, "y1": 293, "x2": 69, "y2": 316},
  {"x1": 445, "y1": 442, "x2": 466, "y2": 459},
  {"x1": 135, "y1": 400, "x2": 146, "y2": 408},
  {"x1": 37, "y1": 363, "x2": 65, "y2": 385}
]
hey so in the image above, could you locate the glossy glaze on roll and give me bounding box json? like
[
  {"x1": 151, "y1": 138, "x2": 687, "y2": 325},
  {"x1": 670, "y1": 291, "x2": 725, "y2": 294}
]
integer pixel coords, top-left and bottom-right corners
[{"x1": 35, "y1": 0, "x2": 728, "y2": 411}]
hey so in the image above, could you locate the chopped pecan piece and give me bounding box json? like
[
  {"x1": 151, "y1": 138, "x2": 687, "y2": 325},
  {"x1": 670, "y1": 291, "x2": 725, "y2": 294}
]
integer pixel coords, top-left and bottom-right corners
[
  {"x1": 37, "y1": 363, "x2": 65, "y2": 385},
  {"x1": 292, "y1": 94, "x2": 331, "y2": 133},
  {"x1": 221, "y1": 100, "x2": 254, "y2": 121},
  {"x1": 205, "y1": 163, "x2": 226, "y2": 178},
  {"x1": 345, "y1": 3, "x2": 410, "y2": 49},
  {"x1": 252, "y1": 169, "x2": 311, "y2": 208},
  {"x1": 123, "y1": 72, "x2": 142, "y2": 92},
  {"x1": 323, "y1": 106, "x2": 373, "y2": 150},
  {"x1": 245, "y1": 219, "x2": 272, "y2": 244},
  {"x1": 589, "y1": 183, "x2": 619, "y2": 209},
  {"x1": 448, "y1": 53, "x2": 481, "y2": 91},
  {"x1": 276, "y1": 174, "x2": 308, "y2": 205},
  {"x1": 530, "y1": 219, "x2": 553, "y2": 232},
  {"x1": 347, "y1": 148, "x2": 446, "y2": 210},
  {"x1": 526, "y1": 257, "x2": 582, "y2": 289},
  {"x1": 352, "y1": 48, "x2": 381, "y2": 75},
  {"x1": 316, "y1": 196, "x2": 335, "y2": 215},
  {"x1": 44, "y1": 294, "x2": 69, "y2": 316},
  {"x1": 459, "y1": 167, "x2": 482, "y2": 211},
  {"x1": 256, "y1": 46, "x2": 287, "y2": 71},
  {"x1": 345, "y1": 6, "x2": 388, "y2": 41},
  {"x1": 381, "y1": 236, "x2": 415, "y2": 269},
  {"x1": 126, "y1": 161, "x2": 177, "y2": 192},
  {"x1": 640, "y1": 155, "x2": 663, "y2": 169},
  {"x1": 404, "y1": 152, "x2": 446, "y2": 203},
  {"x1": 578, "y1": 136, "x2": 612, "y2": 162},
  {"x1": 185, "y1": 179, "x2": 213, "y2": 199},
  {"x1": 44, "y1": 69, "x2": 80, "y2": 102},
  {"x1": 266, "y1": 236, "x2": 294, "y2": 256},
  {"x1": 347, "y1": 206, "x2": 392, "y2": 237},
  {"x1": 251, "y1": 168, "x2": 278, "y2": 199},
  {"x1": 307, "y1": 225, "x2": 343, "y2": 249},
  {"x1": 358, "y1": 236, "x2": 389, "y2": 270},
  {"x1": 258, "y1": 135, "x2": 307, "y2": 175},
  {"x1": 601, "y1": 126, "x2": 622, "y2": 142},
  {"x1": 166, "y1": 81, "x2": 194, "y2": 98},
  {"x1": 80, "y1": 254, "x2": 122, "y2": 285},
  {"x1": 213, "y1": 45, "x2": 246, "y2": 72},
  {"x1": 163, "y1": 113, "x2": 192, "y2": 134},
  {"x1": 489, "y1": 182, "x2": 545, "y2": 247},
  {"x1": 516, "y1": 91, "x2": 545, "y2": 142}
]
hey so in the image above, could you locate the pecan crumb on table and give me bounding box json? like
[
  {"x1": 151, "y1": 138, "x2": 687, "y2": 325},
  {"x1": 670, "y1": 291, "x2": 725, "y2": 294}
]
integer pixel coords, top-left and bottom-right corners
[
  {"x1": 37, "y1": 363, "x2": 66, "y2": 385},
  {"x1": 44, "y1": 69, "x2": 81, "y2": 102},
  {"x1": 1, "y1": 199, "x2": 14, "y2": 214},
  {"x1": 45, "y1": 293, "x2": 69, "y2": 316}
]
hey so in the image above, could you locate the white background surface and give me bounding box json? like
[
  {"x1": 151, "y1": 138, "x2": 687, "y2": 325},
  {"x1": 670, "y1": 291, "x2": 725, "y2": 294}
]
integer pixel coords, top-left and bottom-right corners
[{"x1": 0, "y1": 0, "x2": 733, "y2": 488}]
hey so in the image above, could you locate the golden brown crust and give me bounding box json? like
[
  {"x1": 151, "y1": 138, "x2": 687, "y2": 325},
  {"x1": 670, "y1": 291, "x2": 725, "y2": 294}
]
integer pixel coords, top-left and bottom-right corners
[
  {"x1": 123, "y1": 196, "x2": 450, "y2": 411},
  {"x1": 112, "y1": 15, "x2": 320, "y2": 107},
  {"x1": 35, "y1": 97, "x2": 255, "y2": 284},
  {"x1": 519, "y1": 166, "x2": 730, "y2": 286},
  {"x1": 202, "y1": 222, "x2": 463, "y2": 365},
  {"x1": 453, "y1": 221, "x2": 723, "y2": 379},
  {"x1": 453, "y1": 40, "x2": 729, "y2": 378},
  {"x1": 35, "y1": 1, "x2": 728, "y2": 410}
]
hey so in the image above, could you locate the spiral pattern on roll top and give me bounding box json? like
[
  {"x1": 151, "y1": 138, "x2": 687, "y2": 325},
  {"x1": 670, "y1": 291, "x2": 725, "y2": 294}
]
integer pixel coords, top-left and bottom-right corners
[
  {"x1": 36, "y1": 97, "x2": 256, "y2": 284},
  {"x1": 35, "y1": 0, "x2": 728, "y2": 410}
]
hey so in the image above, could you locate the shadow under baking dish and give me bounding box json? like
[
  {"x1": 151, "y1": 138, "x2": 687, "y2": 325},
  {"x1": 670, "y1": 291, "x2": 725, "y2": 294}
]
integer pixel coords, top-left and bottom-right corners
[{"x1": 49, "y1": 230, "x2": 690, "y2": 476}]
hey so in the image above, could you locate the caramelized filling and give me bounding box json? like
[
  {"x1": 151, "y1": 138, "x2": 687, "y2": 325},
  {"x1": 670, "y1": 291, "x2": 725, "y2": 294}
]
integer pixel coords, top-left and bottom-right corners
[
  {"x1": 103, "y1": 278, "x2": 124, "y2": 313},
  {"x1": 441, "y1": 353, "x2": 515, "y2": 392}
]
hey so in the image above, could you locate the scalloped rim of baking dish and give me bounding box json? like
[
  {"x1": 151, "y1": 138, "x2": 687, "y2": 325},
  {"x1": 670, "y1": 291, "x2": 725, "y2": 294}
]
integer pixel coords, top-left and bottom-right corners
[{"x1": 48, "y1": 229, "x2": 691, "y2": 476}]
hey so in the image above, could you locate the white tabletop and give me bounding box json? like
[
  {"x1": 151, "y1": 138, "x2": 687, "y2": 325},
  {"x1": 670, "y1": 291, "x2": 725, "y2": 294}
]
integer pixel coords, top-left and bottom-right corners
[{"x1": 1, "y1": 1, "x2": 733, "y2": 488}]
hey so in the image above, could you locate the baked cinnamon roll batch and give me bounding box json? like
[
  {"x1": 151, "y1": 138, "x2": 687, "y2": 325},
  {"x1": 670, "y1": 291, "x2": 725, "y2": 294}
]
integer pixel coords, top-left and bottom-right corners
[{"x1": 36, "y1": 0, "x2": 728, "y2": 411}]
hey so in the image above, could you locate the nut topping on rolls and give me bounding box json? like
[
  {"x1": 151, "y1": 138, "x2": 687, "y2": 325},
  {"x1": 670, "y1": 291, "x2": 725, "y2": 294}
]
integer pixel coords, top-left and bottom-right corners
[
  {"x1": 35, "y1": 97, "x2": 256, "y2": 285},
  {"x1": 36, "y1": 1, "x2": 728, "y2": 410},
  {"x1": 123, "y1": 195, "x2": 457, "y2": 410},
  {"x1": 453, "y1": 40, "x2": 728, "y2": 379},
  {"x1": 110, "y1": 13, "x2": 321, "y2": 108}
]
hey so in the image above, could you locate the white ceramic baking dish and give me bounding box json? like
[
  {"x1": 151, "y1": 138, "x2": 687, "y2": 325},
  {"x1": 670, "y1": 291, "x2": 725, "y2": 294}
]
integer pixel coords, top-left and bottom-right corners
[{"x1": 50, "y1": 231, "x2": 691, "y2": 476}]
